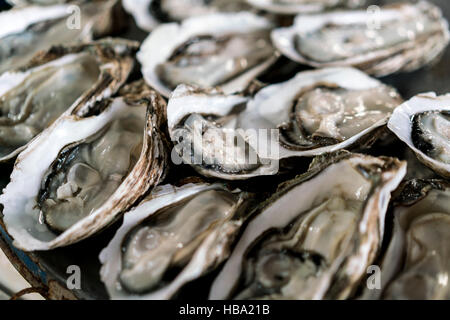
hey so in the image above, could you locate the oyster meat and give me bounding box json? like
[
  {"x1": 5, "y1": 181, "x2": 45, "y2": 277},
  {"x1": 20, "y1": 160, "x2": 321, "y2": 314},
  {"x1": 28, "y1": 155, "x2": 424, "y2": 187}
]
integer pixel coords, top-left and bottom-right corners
[
  {"x1": 272, "y1": 1, "x2": 450, "y2": 76},
  {"x1": 100, "y1": 183, "x2": 255, "y2": 299},
  {"x1": 0, "y1": 80, "x2": 168, "y2": 251},
  {"x1": 388, "y1": 92, "x2": 450, "y2": 178},
  {"x1": 168, "y1": 68, "x2": 402, "y2": 180},
  {"x1": 362, "y1": 180, "x2": 450, "y2": 300},
  {"x1": 0, "y1": 0, "x2": 122, "y2": 74},
  {"x1": 209, "y1": 152, "x2": 407, "y2": 299},
  {"x1": 0, "y1": 39, "x2": 137, "y2": 162},
  {"x1": 123, "y1": 0, "x2": 251, "y2": 31},
  {"x1": 246, "y1": 0, "x2": 366, "y2": 14},
  {"x1": 138, "y1": 12, "x2": 278, "y2": 97}
]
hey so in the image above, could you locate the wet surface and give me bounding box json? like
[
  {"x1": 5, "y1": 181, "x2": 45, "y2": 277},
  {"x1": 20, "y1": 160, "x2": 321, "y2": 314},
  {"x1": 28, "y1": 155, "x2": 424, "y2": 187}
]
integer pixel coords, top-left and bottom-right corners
[{"x1": 0, "y1": 0, "x2": 448, "y2": 300}]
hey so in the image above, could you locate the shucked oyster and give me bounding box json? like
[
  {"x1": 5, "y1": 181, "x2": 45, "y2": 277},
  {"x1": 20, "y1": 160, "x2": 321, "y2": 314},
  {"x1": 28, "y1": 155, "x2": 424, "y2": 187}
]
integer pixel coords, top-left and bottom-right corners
[
  {"x1": 362, "y1": 180, "x2": 450, "y2": 300},
  {"x1": 0, "y1": 39, "x2": 137, "y2": 162},
  {"x1": 138, "y1": 12, "x2": 278, "y2": 97},
  {"x1": 0, "y1": 0, "x2": 122, "y2": 74},
  {"x1": 272, "y1": 1, "x2": 450, "y2": 77},
  {"x1": 0, "y1": 80, "x2": 168, "y2": 251},
  {"x1": 100, "y1": 183, "x2": 255, "y2": 299},
  {"x1": 388, "y1": 93, "x2": 450, "y2": 178},
  {"x1": 123, "y1": 0, "x2": 251, "y2": 32},
  {"x1": 209, "y1": 152, "x2": 407, "y2": 300},
  {"x1": 168, "y1": 68, "x2": 402, "y2": 180},
  {"x1": 246, "y1": 0, "x2": 366, "y2": 14}
]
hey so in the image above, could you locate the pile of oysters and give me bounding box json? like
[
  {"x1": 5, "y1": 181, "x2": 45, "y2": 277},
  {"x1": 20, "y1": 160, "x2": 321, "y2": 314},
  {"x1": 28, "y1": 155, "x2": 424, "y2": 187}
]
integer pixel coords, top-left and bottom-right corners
[{"x1": 0, "y1": 0, "x2": 449, "y2": 300}]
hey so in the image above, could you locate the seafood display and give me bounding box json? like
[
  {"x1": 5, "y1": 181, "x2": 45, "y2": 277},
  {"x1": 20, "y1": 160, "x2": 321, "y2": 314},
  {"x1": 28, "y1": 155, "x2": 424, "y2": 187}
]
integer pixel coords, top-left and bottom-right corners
[{"x1": 0, "y1": 0, "x2": 448, "y2": 301}]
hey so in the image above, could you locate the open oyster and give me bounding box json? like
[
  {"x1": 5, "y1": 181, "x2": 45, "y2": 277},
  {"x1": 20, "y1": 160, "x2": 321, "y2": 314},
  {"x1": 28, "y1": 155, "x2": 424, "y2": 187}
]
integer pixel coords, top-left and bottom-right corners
[
  {"x1": 0, "y1": 0, "x2": 122, "y2": 74},
  {"x1": 168, "y1": 67, "x2": 402, "y2": 180},
  {"x1": 0, "y1": 80, "x2": 168, "y2": 251},
  {"x1": 0, "y1": 39, "x2": 137, "y2": 162},
  {"x1": 246, "y1": 0, "x2": 365, "y2": 14},
  {"x1": 100, "y1": 183, "x2": 255, "y2": 299},
  {"x1": 123, "y1": 0, "x2": 251, "y2": 32},
  {"x1": 138, "y1": 12, "x2": 278, "y2": 97},
  {"x1": 272, "y1": 1, "x2": 450, "y2": 77},
  {"x1": 362, "y1": 180, "x2": 450, "y2": 300},
  {"x1": 388, "y1": 93, "x2": 450, "y2": 178},
  {"x1": 209, "y1": 152, "x2": 407, "y2": 299}
]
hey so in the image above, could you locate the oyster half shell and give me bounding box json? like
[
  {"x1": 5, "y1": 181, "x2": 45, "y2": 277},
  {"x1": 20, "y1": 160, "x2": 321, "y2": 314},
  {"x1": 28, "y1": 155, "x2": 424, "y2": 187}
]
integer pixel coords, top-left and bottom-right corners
[
  {"x1": 272, "y1": 1, "x2": 450, "y2": 77},
  {"x1": 0, "y1": 80, "x2": 168, "y2": 251},
  {"x1": 209, "y1": 152, "x2": 407, "y2": 299},
  {"x1": 138, "y1": 12, "x2": 278, "y2": 97},
  {"x1": 0, "y1": 0, "x2": 123, "y2": 74},
  {"x1": 362, "y1": 179, "x2": 450, "y2": 300},
  {"x1": 388, "y1": 92, "x2": 450, "y2": 178},
  {"x1": 0, "y1": 39, "x2": 137, "y2": 162},
  {"x1": 100, "y1": 183, "x2": 254, "y2": 299},
  {"x1": 168, "y1": 67, "x2": 402, "y2": 180}
]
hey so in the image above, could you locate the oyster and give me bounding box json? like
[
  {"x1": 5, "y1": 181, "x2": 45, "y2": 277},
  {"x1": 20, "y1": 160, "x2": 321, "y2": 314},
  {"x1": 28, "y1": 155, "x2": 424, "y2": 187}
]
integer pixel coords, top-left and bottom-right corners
[
  {"x1": 362, "y1": 179, "x2": 450, "y2": 300},
  {"x1": 388, "y1": 93, "x2": 450, "y2": 178},
  {"x1": 100, "y1": 183, "x2": 254, "y2": 299},
  {"x1": 168, "y1": 67, "x2": 402, "y2": 180},
  {"x1": 272, "y1": 1, "x2": 450, "y2": 77},
  {"x1": 0, "y1": 80, "x2": 168, "y2": 251},
  {"x1": 209, "y1": 152, "x2": 407, "y2": 299},
  {"x1": 0, "y1": 0, "x2": 122, "y2": 74},
  {"x1": 246, "y1": 0, "x2": 365, "y2": 14},
  {"x1": 0, "y1": 39, "x2": 137, "y2": 162},
  {"x1": 138, "y1": 12, "x2": 278, "y2": 97},
  {"x1": 123, "y1": 0, "x2": 251, "y2": 31}
]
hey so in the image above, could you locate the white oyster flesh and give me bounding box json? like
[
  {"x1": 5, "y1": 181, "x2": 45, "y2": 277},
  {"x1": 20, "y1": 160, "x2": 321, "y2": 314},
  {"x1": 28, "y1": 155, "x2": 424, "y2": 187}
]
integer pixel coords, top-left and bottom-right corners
[
  {"x1": 388, "y1": 92, "x2": 450, "y2": 178},
  {"x1": 0, "y1": 82, "x2": 167, "y2": 251},
  {"x1": 272, "y1": 1, "x2": 450, "y2": 76},
  {"x1": 138, "y1": 12, "x2": 278, "y2": 97},
  {"x1": 167, "y1": 68, "x2": 402, "y2": 180},
  {"x1": 40, "y1": 105, "x2": 146, "y2": 233},
  {"x1": 247, "y1": 0, "x2": 365, "y2": 14},
  {"x1": 100, "y1": 183, "x2": 249, "y2": 299},
  {"x1": 0, "y1": 53, "x2": 100, "y2": 161},
  {"x1": 0, "y1": 1, "x2": 116, "y2": 74},
  {"x1": 364, "y1": 181, "x2": 450, "y2": 300},
  {"x1": 209, "y1": 153, "x2": 407, "y2": 299}
]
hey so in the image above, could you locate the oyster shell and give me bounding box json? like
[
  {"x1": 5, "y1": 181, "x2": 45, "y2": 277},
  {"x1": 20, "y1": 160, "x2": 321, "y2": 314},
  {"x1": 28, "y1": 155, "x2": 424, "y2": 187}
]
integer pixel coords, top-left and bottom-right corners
[
  {"x1": 122, "y1": 0, "x2": 251, "y2": 31},
  {"x1": 138, "y1": 12, "x2": 278, "y2": 97},
  {"x1": 100, "y1": 183, "x2": 254, "y2": 299},
  {"x1": 0, "y1": 0, "x2": 122, "y2": 74},
  {"x1": 246, "y1": 0, "x2": 366, "y2": 14},
  {"x1": 362, "y1": 179, "x2": 450, "y2": 300},
  {"x1": 209, "y1": 152, "x2": 407, "y2": 299},
  {"x1": 388, "y1": 92, "x2": 450, "y2": 178},
  {"x1": 272, "y1": 1, "x2": 450, "y2": 77},
  {"x1": 0, "y1": 80, "x2": 168, "y2": 251},
  {"x1": 168, "y1": 68, "x2": 402, "y2": 180},
  {"x1": 0, "y1": 39, "x2": 137, "y2": 162}
]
